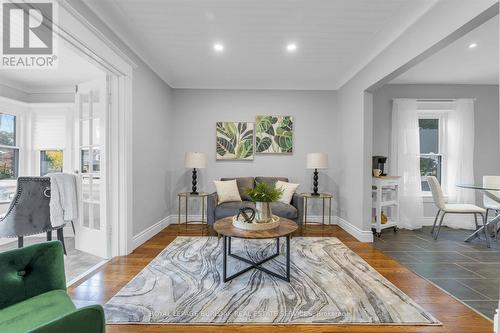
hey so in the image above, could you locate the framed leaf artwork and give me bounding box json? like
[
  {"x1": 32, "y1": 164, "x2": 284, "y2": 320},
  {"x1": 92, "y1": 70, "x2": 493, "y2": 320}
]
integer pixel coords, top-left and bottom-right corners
[
  {"x1": 216, "y1": 122, "x2": 254, "y2": 160},
  {"x1": 255, "y1": 115, "x2": 293, "y2": 154}
]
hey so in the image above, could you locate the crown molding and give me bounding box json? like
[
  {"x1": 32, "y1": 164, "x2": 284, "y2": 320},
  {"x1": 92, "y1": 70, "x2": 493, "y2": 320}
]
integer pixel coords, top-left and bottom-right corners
[
  {"x1": 59, "y1": 1, "x2": 138, "y2": 71},
  {"x1": 0, "y1": 77, "x2": 74, "y2": 94},
  {"x1": 72, "y1": 0, "x2": 173, "y2": 87}
]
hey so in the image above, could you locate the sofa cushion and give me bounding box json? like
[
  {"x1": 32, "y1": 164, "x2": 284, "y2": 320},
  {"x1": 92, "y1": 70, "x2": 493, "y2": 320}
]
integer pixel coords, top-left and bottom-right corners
[
  {"x1": 255, "y1": 177, "x2": 289, "y2": 188},
  {"x1": 270, "y1": 202, "x2": 297, "y2": 219},
  {"x1": 221, "y1": 177, "x2": 254, "y2": 201},
  {"x1": 214, "y1": 180, "x2": 242, "y2": 204},
  {"x1": 0, "y1": 289, "x2": 75, "y2": 333},
  {"x1": 275, "y1": 180, "x2": 300, "y2": 204},
  {"x1": 215, "y1": 201, "x2": 256, "y2": 220}
]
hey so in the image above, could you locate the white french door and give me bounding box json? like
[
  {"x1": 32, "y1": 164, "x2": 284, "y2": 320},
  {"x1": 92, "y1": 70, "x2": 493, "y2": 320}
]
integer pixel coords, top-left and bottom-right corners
[{"x1": 74, "y1": 76, "x2": 110, "y2": 258}]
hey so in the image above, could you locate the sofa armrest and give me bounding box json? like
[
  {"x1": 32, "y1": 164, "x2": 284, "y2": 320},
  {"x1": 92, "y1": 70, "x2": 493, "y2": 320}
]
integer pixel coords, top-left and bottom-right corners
[
  {"x1": 292, "y1": 193, "x2": 303, "y2": 224},
  {"x1": 207, "y1": 192, "x2": 218, "y2": 225},
  {"x1": 29, "y1": 305, "x2": 106, "y2": 333},
  {"x1": 0, "y1": 241, "x2": 66, "y2": 309}
]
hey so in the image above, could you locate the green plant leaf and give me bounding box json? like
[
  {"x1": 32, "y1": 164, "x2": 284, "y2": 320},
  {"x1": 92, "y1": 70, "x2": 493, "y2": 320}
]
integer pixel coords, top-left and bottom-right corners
[
  {"x1": 280, "y1": 116, "x2": 293, "y2": 131},
  {"x1": 235, "y1": 138, "x2": 253, "y2": 159},
  {"x1": 256, "y1": 136, "x2": 272, "y2": 153},
  {"x1": 224, "y1": 122, "x2": 237, "y2": 138},
  {"x1": 256, "y1": 116, "x2": 273, "y2": 134},
  {"x1": 217, "y1": 136, "x2": 234, "y2": 156},
  {"x1": 216, "y1": 122, "x2": 226, "y2": 136},
  {"x1": 240, "y1": 127, "x2": 253, "y2": 141},
  {"x1": 245, "y1": 181, "x2": 283, "y2": 202},
  {"x1": 275, "y1": 130, "x2": 293, "y2": 152},
  {"x1": 238, "y1": 122, "x2": 247, "y2": 134}
]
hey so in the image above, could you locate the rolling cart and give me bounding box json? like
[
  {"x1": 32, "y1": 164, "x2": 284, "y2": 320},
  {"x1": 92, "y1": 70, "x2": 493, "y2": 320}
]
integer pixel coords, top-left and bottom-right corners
[{"x1": 372, "y1": 176, "x2": 400, "y2": 237}]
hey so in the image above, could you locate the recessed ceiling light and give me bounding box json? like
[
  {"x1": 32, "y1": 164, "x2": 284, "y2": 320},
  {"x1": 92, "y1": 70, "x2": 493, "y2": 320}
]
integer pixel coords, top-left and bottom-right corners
[
  {"x1": 468, "y1": 42, "x2": 477, "y2": 49},
  {"x1": 213, "y1": 43, "x2": 224, "y2": 52},
  {"x1": 286, "y1": 43, "x2": 297, "y2": 52}
]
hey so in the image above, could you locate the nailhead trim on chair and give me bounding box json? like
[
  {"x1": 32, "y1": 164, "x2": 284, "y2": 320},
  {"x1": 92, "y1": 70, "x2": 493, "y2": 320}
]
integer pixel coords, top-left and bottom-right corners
[{"x1": 0, "y1": 177, "x2": 61, "y2": 238}]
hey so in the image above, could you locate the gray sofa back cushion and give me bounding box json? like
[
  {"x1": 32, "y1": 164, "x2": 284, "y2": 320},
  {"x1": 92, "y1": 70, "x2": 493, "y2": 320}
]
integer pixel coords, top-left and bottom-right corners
[
  {"x1": 255, "y1": 177, "x2": 289, "y2": 188},
  {"x1": 220, "y1": 177, "x2": 255, "y2": 201}
]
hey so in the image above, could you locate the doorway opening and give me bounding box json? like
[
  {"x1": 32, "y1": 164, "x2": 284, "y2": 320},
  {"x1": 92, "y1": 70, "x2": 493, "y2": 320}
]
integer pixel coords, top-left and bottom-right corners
[{"x1": 0, "y1": 40, "x2": 112, "y2": 284}]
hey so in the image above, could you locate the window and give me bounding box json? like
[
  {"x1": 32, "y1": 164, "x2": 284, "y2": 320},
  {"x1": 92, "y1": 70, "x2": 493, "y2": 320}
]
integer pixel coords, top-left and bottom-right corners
[
  {"x1": 419, "y1": 117, "x2": 443, "y2": 192},
  {"x1": 40, "y1": 150, "x2": 63, "y2": 175},
  {"x1": 0, "y1": 113, "x2": 18, "y2": 180}
]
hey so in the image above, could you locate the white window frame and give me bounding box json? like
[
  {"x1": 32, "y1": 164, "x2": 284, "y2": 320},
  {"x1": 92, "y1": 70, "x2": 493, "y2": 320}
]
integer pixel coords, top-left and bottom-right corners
[
  {"x1": 418, "y1": 110, "x2": 448, "y2": 196},
  {"x1": 0, "y1": 110, "x2": 22, "y2": 204},
  {"x1": 38, "y1": 149, "x2": 64, "y2": 176},
  {"x1": 29, "y1": 103, "x2": 74, "y2": 176}
]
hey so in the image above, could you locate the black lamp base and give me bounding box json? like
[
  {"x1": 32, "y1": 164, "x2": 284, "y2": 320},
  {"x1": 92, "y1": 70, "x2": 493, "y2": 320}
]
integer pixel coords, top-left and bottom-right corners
[
  {"x1": 190, "y1": 168, "x2": 198, "y2": 195},
  {"x1": 311, "y1": 168, "x2": 320, "y2": 196}
]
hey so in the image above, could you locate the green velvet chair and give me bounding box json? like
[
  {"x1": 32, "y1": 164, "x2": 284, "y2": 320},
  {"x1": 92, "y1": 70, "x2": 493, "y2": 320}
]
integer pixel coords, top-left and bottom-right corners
[{"x1": 0, "y1": 241, "x2": 106, "y2": 333}]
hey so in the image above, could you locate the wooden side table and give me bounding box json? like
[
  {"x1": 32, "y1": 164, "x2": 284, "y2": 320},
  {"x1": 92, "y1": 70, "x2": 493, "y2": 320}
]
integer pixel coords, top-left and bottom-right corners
[
  {"x1": 301, "y1": 193, "x2": 333, "y2": 225},
  {"x1": 177, "y1": 192, "x2": 209, "y2": 225}
]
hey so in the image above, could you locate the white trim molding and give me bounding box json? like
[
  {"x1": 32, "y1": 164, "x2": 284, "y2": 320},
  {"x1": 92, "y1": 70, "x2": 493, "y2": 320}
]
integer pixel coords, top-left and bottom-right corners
[
  {"x1": 53, "y1": 4, "x2": 135, "y2": 257},
  {"x1": 132, "y1": 216, "x2": 170, "y2": 250},
  {"x1": 131, "y1": 214, "x2": 375, "y2": 251},
  {"x1": 335, "y1": 216, "x2": 374, "y2": 242}
]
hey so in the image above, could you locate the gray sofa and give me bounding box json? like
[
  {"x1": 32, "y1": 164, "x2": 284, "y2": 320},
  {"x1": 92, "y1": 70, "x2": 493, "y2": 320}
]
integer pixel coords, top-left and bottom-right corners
[{"x1": 207, "y1": 176, "x2": 303, "y2": 225}]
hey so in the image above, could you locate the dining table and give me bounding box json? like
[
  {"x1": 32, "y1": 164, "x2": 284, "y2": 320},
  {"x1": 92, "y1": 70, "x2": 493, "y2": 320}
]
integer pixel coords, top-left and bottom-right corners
[{"x1": 457, "y1": 184, "x2": 500, "y2": 247}]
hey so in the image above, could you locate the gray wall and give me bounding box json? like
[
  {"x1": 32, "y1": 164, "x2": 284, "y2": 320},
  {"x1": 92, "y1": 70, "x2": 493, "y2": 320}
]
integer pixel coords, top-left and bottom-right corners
[
  {"x1": 170, "y1": 89, "x2": 337, "y2": 216},
  {"x1": 132, "y1": 68, "x2": 173, "y2": 235},
  {"x1": 373, "y1": 84, "x2": 500, "y2": 218}
]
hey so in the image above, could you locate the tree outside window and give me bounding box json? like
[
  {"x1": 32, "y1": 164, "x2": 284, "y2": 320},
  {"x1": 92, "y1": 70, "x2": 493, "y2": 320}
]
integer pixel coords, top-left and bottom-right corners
[
  {"x1": 40, "y1": 150, "x2": 63, "y2": 175},
  {"x1": 0, "y1": 113, "x2": 18, "y2": 180}
]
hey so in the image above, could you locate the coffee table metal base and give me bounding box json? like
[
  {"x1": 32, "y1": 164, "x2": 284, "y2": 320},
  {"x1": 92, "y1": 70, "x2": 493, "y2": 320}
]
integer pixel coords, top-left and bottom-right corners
[{"x1": 222, "y1": 236, "x2": 290, "y2": 282}]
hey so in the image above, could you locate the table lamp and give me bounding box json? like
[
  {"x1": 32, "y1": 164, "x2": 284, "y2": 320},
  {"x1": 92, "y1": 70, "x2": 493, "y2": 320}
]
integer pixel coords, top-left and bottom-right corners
[
  {"x1": 185, "y1": 152, "x2": 207, "y2": 194},
  {"x1": 306, "y1": 153, "x2": 328, "y2": 196}
]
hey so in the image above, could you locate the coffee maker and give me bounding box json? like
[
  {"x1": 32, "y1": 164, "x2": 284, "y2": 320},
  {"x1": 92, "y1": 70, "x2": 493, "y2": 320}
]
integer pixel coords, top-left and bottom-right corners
[{"x1": 372, "y1": 156, "x2": 387, "y2": 176}]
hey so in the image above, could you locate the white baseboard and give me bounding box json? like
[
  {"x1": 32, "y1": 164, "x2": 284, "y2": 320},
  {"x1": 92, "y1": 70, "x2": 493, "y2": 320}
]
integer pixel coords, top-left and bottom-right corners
[
  {"x1": 132, "y1": 216, "x2": 171, "y2": 250},
  {"x1": 334, "y1": 216, "x2": 374, "y2": 242},
  {"x1": 131, "y1": 214, "x2": 374, "y2": 251},
  {"x1": 173, "y1": 214, "x2": 374, "y2": 243}
]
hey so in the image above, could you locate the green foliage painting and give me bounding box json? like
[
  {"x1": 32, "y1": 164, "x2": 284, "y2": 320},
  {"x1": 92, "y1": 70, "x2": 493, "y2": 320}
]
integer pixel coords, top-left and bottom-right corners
[
  {"x1": 216, "y1": 122, "x2": 254, "y2": 160},
  {"x1": 255, "y1": 115, "x2": 293, "y2": 153}
]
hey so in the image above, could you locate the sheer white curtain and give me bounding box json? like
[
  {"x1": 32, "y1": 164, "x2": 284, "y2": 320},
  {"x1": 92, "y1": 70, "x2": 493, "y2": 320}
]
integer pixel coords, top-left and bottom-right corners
[
  {"x1": 444, "y1": 98, "x2": 475, "y2": 228},
  {"x1": 390, "y1": 99, "x2": 424, "y2": 228}
]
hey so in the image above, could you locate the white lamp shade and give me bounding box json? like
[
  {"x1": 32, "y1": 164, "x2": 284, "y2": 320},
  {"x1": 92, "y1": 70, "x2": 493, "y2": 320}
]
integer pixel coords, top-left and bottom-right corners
[
  {"x1": 185, "y1": 152, "x2": 207, "y2": 169},
  {"x1": 306, "y1": 153, "x2": 328, "y2": 169}
]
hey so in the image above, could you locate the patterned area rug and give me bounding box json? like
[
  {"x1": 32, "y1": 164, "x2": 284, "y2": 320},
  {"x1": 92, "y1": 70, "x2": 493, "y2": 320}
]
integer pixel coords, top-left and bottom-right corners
[{"x1": 105, "y1": 236, "x2": 440, "y2": 325}]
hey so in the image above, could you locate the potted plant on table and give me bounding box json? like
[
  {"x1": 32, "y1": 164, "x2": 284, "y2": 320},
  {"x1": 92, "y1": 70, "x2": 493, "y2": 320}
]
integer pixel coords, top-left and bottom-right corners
[{"x1": 245, "y1": 182, "x2": 283, "y2": 223}]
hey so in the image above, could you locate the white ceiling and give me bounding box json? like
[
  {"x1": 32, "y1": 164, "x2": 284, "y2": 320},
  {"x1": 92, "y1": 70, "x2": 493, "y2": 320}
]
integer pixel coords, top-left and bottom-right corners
[
  {"x1": 0, "y1": 43, "x2": 104, "y2": 93},
  {"x1": 391, "y1": 15, "x2": 499, "y2": 85},
  {"x1": 83, "y1": 0, "x2": 437, "y2": 90}
]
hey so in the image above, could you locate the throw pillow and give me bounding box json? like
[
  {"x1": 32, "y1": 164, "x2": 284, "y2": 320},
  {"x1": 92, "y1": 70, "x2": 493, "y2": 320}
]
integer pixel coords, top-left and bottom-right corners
[
  {"x1": 214, "y1": 180, "x2": 242, "y2": 204},
  {"x1": 275, "y1": 180, "x2": 299, "y2": 204}
]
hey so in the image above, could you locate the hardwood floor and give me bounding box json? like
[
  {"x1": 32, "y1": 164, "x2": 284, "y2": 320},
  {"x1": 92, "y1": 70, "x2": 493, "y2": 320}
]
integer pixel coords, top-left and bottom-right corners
[{"x1": 68, "y1": 224, "x2": 493, "y2": 332}]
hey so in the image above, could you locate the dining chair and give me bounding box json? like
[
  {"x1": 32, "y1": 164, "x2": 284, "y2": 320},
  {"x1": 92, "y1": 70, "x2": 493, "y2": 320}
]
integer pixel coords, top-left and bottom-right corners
[
  {"x1": 483, "y1": 176, "x2": 500, "y2": 241},
  {"x1": 427, "y1": 176, "x2": 489, "y2": 246}
]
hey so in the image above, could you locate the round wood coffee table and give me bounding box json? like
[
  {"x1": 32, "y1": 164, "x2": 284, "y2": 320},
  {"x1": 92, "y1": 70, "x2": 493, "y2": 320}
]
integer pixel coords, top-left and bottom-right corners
[{"x1": 214, "y1": 217, "x2": 298, "y2": 282}]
